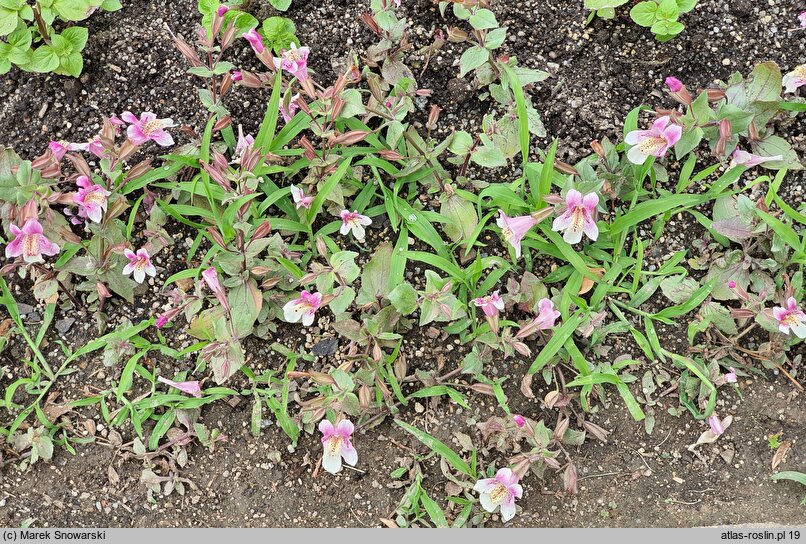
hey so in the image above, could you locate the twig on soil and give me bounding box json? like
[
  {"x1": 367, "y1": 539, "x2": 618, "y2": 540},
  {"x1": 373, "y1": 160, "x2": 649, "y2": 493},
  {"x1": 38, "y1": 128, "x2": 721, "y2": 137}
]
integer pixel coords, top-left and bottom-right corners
[
  {"x1": 578, "y1": 471, "x2": 630, "y2": 480},
  {"x1": 653, "y1": 429, "x2": 673, "y2": 450}
]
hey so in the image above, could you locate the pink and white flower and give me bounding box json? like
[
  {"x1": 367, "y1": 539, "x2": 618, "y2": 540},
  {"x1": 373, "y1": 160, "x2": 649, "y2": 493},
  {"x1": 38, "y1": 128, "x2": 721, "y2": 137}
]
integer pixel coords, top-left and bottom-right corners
[
  {"x1": 282, "y1": 290, "x2": 322, "y2": 326},
  {"x1": 123, "y1": 248, "x2": 156, "y2": 284},
  {"x1": 496, "y1": 210, "x2": 537, "y2": 260},
  {"x1": 280, "y1": 93, "x2": 300, "y2": 123},
  {"x1": 783, "y1": 64, "x2": 806, "y2": 94},
  {"x1": 724, "y1": 367, "x2": 737, "y2": 384},
  {"x1": 121, "y1": 111, "x2": 176, "y2": 147},
  {"x1": 730, "y1": 149, "x2": 783, "y2": 168},
  {"x1": 232, "y1": 125, "x2": 254, "y2": 164},
  {"x1": 473, "y1": 291, "x2": 505, "y2": 317},
  {"x1": 516, "y1": 298, "x2": 560, "y2": 339},
  {"x1": 339, "y1": 210, "x2": 372, "y2": 241},
  {"x1": 157, "y1": 376, "x2": 202, "y2": 398},
  {"x1": 273, "y1": 43, "x2": 310, "y2": 82},
  {"x1": 5, "y1": 219, "x2": 60, "y2": 263},
  {"x1": 552, "y1": 189, "x2": 599, "y2": 244},
  {"x1": 243, "y1": 29, "x2": 265, "y2": 54},
  {"x1": 290, "y1": 185, "x2": 313, "y2": 209},
  {"x1": 73, "y1": 176, "x2": 111, "y2": 223},
  {"x1": 48, "y1": 140, "x2": 86, "y2": 161},
  {"x1": 772, "y1": 297, "x2": 806, "y2": 338},
  {"x1": 625, "y1": 116, "x2": 682, "y2": 165},
  {"x1": 319, "y1": 418, "x2": 358, "y2": 474},
  {"x1": 800, "y1": 11, "x2": 806, "y2": 29},
  {"x1": 473, "y1": 467, "x2": 523, "y2": 522}
]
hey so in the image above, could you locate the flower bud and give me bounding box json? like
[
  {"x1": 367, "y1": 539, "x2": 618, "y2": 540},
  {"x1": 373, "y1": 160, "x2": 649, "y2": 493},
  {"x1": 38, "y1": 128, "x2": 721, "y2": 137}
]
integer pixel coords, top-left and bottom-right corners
[{"x1": 426, "y1": 105, "x2": 441, "y2": 131}]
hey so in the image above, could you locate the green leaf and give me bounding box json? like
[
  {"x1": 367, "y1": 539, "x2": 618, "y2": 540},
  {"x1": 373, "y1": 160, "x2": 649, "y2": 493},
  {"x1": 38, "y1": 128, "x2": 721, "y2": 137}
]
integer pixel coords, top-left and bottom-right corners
[
  {"x1": 268, "y1": 0, "x2": 292, "y2": 11},
  {"x1": 458, "y1": 45, "x2": 489, "y2": 78},
  {"x1": 27, "y1": 45, "x2": 60, "y2": 73},
  {"x1": 58, "y1": 52, "x2": 83, "y2": 77},
  {"x1": 61, "y1": 26, "x2": 88, "y2": 50},
  {"x1": 745, "y1": 61, "x2": 782, "y2": 104},
  {"x1": 394, "y1": 420, "x2": 472, "y2": 476},
  {"x1": 440, "y1": 193, "x2": 477, "y2": 245},
  {"x1": 469, "y1": 8, "x2": 497, "y2": 30},
  {"x1": 388, "y1": 282, "x2": 418, "y2": 315},
  {"x1": 356, "y1": 242, "x2": 392, "y2": 305},
  {"x1": 656, "y1": 0, "x2": 679, "y2": 20},
  {"x1": 528, "y1": 311, "x2": 584, "y2": 374},
  {"x1": 0, "y1": 7, "x2": 20, "y2": 36},
  {"x1": 52, "y1": 0, "x2": 92, "y2": 20},
  {"x1": 630, "y1": 1, "x2": 659, "y2": 26},
  {"x1": 584, "y1": 0, "x2": 629, "y2": 8},
  {"x1": 676, "y1": 0, "x2": 696, "y2": 12}
]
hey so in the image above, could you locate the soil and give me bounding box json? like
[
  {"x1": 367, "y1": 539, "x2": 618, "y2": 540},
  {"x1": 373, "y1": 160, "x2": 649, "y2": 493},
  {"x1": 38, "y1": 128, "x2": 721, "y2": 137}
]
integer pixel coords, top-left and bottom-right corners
[{"x1": 1, "y1": 0, "x2": 806, "y2": 529}]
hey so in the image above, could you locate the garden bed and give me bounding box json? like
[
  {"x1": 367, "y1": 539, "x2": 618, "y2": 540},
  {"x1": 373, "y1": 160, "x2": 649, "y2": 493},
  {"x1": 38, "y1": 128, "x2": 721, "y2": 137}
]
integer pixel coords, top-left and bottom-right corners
[{"x1": 1, "y1": 0, "x2": 805, "y2": 529}]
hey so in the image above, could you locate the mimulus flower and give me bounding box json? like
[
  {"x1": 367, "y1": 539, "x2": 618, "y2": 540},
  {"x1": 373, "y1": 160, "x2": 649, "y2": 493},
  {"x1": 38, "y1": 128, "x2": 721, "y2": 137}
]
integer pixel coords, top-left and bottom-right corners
[
  {"x1": 783, "y1": 64, "x2": 806, "y2": 94},
  {"x1": 232, "y1": 70, "x2": 243, "y2": 81},
  {"x1": 123, "y1": 248, "x2": 156, "y2": 284},
  {"x1": 202, "y1": 267, "x2": 230, "y2": 312},
  {"x1": 665, "y1": 76, "x2": 683, "y2": 92},
  {"x1": 772, "y1": 297, "x2": 806, "y2": 338},
  {"x1": 724, "y1": 367, "x2": 737, "y2": 384},
  {"x1": 707, "y1": 415, "x2": 724, "y2": 437},
  {"x1": 157, "y1": 376, "x2": 202, "y2": 398},
  {"x1": 516, "y1": 298, "x2": 560, "y2": 339},
  {"x1": 473, "y1": 291, "x2": 504, "y2": 317},
  {"x1": 5, "y1": 219, "x2": 60, "y2": 263},
  {"x1": 473, "y1": 467, "x2": 523, "y2": 522},
  {"x1": 496, "y1": 210, "x2": 537, "y2": 259},
  {"x1": 625, "y1": 116, "x2": 682, "y2": 165},
  {"x1": 279, "y1": 93, "x2": 300, "y2": 122},
  {"x1": 340, "y1": 210, "x2": 372, "y2": 241},
  {"x1": 282, "y1": 290, "x2": 322, "y2": 326},
  {"x1": 216, "y1": 5, "x2": 229, "y2": 16},
  {"x1": 243, "y1": 29, "x2": 265, "y2": 54},
  {"x1": 290, "y1": 185, "x2": 313, "y2": 209},
  {"x1": 800, "y1": 12, "x2": 806, "y2": 29},
  {"x1": 512, "y1": 415, "x2": 526, "y2": 428},
  {"x1": 730, "y1": 149, "x2": 783, "y2": 168},
  {"x1": 552, "y1": 189, "x2": 599, "y2": 244},
  {"x1": 319, "y1": 418, "x2": 358, "y2": 474},
  {"x1": 48, "y1": 140, "x2": 85, "y2": 161},
  {"x1": 664, "y1": 76, "x2": 691, "y2": 105},
  {"x1": 232, "y1": 125, "x2": 254, "y2": 164},
  {"x1": 121, "y1": 111, "x2": 176, "y2": 147},
  {"x1": 273, "y1": 43, "x2": 310, "y2": 82},
  {"x1": 73, "y1": 175, "x2": 111, "y2": 223}
]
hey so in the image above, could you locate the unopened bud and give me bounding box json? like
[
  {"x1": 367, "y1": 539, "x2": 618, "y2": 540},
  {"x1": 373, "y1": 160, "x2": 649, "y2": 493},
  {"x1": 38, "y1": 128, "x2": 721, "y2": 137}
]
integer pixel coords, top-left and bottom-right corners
[
  {"x1": 426, "y1": 105, "x2": 441, "y2": 130},
  {"x1": 360, "y1": 12, "x2": 381, "y2": 35},
  {"x1": 591, "y1": 139, "x2": 605, "y2": 158},
  {"x1": 447, "y1": 26, "x2": 468, "y2": 42},
  {"x1": 252, "y1": 220, "x2": 271, "y2": 239}
]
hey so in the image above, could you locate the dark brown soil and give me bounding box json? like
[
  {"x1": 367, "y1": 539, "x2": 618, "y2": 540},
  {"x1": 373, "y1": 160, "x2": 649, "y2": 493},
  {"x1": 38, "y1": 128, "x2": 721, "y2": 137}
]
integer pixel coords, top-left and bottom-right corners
[{"x1": 1, "y1": 0, "x2": 805, "y2": 529}]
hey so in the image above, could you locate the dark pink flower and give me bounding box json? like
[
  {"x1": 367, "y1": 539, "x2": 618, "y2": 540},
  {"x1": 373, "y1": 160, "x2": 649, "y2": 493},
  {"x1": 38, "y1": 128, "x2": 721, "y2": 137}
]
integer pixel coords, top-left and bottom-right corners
[
  {"x1": 513, "y1": 415, "x2": 526, "y2": 428},
  {"x1": 202, "y1": 267, "x2": 230, "y2": 312},
  {"x1": 665, "y1": 76, "x2": 683, "y2": 92},
  {"x1": 243, "y1": 29, "x2": 265, "y2": 54},
  {"x1": 121, "y1": 111, "x2": 176, "y2": 147},
  {"x1": 216, "y1": 5, "x2": 229, "y2": 16},
  {"x1": 5, "y1": 218, "x2": 60, "y2": 263}
]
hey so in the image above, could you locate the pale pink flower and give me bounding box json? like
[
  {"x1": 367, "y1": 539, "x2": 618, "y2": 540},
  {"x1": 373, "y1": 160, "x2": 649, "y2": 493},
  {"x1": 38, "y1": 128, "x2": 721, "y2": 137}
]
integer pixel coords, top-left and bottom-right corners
[
  {"x1": 393, "y1": 0, "x2": 401, "y2": 6},
  {"x1": 282, "y1": 290, "x2": 322, "y2": 326},
  {"x1": 73, "y1": 175, "x2": 110, "y2": 223},
  {"x1": 280, "y1": 93, "x2": 300, "y2": 123},
  {"x1": 231, "y1": 125, "x2": 254, "y2": 165},
  {"x1": 707, "y1": 415, "x2": 724, "y2": 437},
  {"x1": 724, "y1": 367, "x2": 737, "y2": 384},
  {"x1": 123, "y1": 248, "x2": 156, "y2": 284},
  {"x1": 48, "y1": 140, "x2": 86, "y2": 161},
  {"x1": 66, "y1": 137, "x2": 106, "y2": 159},
  {"x1": 730, "y1": 149, "x2": 783, "y2": 168},
  {"x1": 473, "y1": 291, "x2": 505, "y2": 317},
  {"x1": 319, "y1": 418, "x2": 358, "y2": 474},
  {"x1": 340, "y1": 210, "x2": 372, "y2": 241},
  {"x1": 202, "y1": 267, "x2": 230, "y2": 312},
  {"x1": 783, "y1": 64, "x2": 806, "y2": 94},
  {"x1": 121, "y1": 111, "x2": 176, "y2": 147},
  {"x1": 5, "y1": 219, "x2": 60, "y2": 263},
  {"x1": 273, "y1": 43, "x2": 310, "y2": 82},
  {"x1": 552, "y1": 189, "x2": 599, "y2": 244},
  {"x1": 473, "y1": 467, "x2": 523, "y2": 522},
  {"x1": 290, "y1": 185, "x2": 313, "y2": 209},
  {"x1": 512, "y1": 415, "x2": 526, "y2": 428},
  {"x1": 157, "y1": 376, "x2": 202, "y2": 398},
  {"x1": 772, "y1": 297, "x2": 806, "y2": 338},
  {"x1": 496, "y1": 210, "x2": 537, "y2": 260},
  {"x1": 800, "y1": 11, "x2": 806, "y2": 29},
  {"x1": 625, "y1": 116, "x2": 682, "y2": 164},
  {"x1": 517, "y1": 298, "x2": 560, "y2": 339}
]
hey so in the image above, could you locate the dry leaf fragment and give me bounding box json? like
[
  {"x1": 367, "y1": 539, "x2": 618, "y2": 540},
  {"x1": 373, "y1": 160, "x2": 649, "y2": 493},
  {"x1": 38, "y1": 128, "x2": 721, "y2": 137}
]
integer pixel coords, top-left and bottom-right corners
[{"x1": 771, "y1": 440, "x2": 792, "y2": 471}]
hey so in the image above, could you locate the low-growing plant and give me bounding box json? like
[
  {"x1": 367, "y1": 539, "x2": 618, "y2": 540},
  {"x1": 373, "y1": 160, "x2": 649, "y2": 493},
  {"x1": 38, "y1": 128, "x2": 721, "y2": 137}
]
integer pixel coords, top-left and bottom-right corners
[
  {"x1": 629, "y1": 0, "x2": 697, "y2": 41},
  {"x1": 0, "y1": 0, "x2": 121, "y2": 76}
]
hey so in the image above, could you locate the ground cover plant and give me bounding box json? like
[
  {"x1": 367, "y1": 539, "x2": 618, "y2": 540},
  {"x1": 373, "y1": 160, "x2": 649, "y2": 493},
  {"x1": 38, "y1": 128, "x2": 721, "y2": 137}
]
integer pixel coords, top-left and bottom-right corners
[{"x1": 0, "y1": 0, "x2": 804, "y2": 529}]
